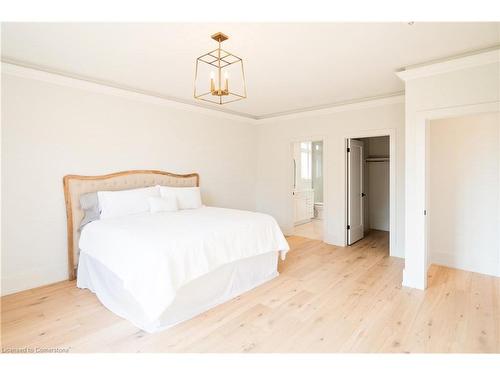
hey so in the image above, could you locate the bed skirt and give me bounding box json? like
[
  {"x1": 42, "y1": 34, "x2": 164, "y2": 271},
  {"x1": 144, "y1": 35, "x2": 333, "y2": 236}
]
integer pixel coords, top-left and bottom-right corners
[{"x1": 77, "y1": 251, "x2": 279, "y2": 333}]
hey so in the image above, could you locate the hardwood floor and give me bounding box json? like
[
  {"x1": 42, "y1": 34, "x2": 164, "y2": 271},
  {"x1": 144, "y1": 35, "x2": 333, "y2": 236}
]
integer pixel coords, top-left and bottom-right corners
[
  {"x1": 1, "y1": 230, "x2": 499, "y2": 353},
  {"x1": 292, "y1": 219, "x2": 323, "y2": 240}
]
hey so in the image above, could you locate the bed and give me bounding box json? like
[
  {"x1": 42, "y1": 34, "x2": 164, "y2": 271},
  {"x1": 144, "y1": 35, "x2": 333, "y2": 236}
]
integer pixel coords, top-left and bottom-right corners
[{"x1": 63, "y1": 170, "x2": 289, "y2": 332}]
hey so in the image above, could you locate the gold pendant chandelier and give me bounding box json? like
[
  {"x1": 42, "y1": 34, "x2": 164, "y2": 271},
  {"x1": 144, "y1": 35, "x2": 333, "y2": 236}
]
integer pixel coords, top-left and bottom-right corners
[{"x1": 194, "y1": 32, "x2": 247, "y2": 105}]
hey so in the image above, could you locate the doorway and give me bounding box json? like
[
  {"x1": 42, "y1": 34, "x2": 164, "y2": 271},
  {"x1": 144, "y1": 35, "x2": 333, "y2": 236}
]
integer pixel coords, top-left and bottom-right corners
[
  {"x1": 346, "y1": 136, "x2": 390, "y2": 246},
  {"x1": 427, "y1": 112, "x2": 499, "y2": 276},
  {"x1": 291, "y1": 140, "x2": 324, "y2": 240},
  {"x1": 404, "y1": 101, "x2": 500, "y2": 289}
]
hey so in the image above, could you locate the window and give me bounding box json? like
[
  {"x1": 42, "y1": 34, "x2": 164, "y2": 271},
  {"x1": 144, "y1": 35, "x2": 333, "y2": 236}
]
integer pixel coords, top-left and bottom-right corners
[{"x1": 300, "y1": 142, "x2": 312, "y2": 180}]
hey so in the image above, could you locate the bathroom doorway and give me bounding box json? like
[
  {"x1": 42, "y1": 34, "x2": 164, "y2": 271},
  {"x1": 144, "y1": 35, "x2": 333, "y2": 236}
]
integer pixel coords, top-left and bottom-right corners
[{"x1": 291, "y1": 140, "x2": 324, "y2": 241}]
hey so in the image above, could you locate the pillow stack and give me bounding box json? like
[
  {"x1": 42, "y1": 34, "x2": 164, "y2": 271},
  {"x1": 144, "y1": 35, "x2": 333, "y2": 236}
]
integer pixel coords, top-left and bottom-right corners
[{"x1": 80, "y1": 185, "x2": 203, "y2": 228}]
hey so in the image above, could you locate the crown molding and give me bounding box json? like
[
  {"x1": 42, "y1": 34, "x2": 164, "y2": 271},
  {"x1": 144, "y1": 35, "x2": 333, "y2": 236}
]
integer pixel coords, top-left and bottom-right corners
[
  {"x1": 2, "y1": 59, "x2": 405, "y2": 124},
  {"x1": 4, "y1": 47, "x2": 498, "y2": 123},
  {"x1": 1, "y1": 60, "x2": 259, "y2": 123},
  {"x1": 256, "y1": 92, "x2": 405, "y2": 123},
  {"x1": 396, "y1": 47, "x2": 500, "y2": 81}
]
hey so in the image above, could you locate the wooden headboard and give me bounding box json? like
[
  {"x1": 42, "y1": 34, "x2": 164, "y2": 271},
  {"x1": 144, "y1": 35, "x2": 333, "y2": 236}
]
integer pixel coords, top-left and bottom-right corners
[{"x1": 63, "y1": 170, "x2": 199, "y2": 280}]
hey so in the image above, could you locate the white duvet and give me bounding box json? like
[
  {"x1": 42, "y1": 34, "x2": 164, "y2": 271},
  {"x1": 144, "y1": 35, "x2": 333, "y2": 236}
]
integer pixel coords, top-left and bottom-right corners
[{"x1": 79, "y1": 206, "x2": 289, "y2": 321}]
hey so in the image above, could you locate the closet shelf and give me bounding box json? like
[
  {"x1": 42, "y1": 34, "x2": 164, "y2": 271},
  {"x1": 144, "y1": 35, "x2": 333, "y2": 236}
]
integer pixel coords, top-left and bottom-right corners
[{"x1": 365, "y1": 157, "x2": 389, "y2": 162}]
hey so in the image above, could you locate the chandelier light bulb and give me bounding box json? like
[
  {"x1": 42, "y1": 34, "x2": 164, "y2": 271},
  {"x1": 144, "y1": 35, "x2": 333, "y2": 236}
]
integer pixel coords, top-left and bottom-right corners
[
  {"x1": 210, "y1": 71, "x2": 215, "y2": 92},
  {"x1": 224, "y1": 72, "x2": 229, "y2": 93}
]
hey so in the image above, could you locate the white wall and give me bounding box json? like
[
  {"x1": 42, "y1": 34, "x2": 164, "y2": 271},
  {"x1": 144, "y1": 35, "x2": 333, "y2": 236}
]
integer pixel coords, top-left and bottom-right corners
[
  {"x1": 401, "y1": 51, "x2": 500, "y2": 289},
  {"x1": 256, "y1": 99, "x2": 405, "y2": 257},
  {"x1": 368, "y1": 162, "x2": 389, "y2": 231},
  {"x1": 1, "y1": 73, "x2": 257, "y2": 295},
  {"x1": 367, "y1": 136, "x2": 390, "y2": 157},
  {"x1": 366, "y1": 137, "x2": 389, "y2": 231},
  {"x1": 429, "y1": 112, "x2": 499, "y2": 276}
]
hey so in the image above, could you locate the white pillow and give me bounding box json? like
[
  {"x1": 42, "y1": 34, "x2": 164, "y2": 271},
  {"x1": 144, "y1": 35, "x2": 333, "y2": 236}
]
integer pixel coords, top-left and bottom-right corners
[
  {"x1": 98, "y1": 186, "x2": 160, "y2": 219},
  {"x1": 159, "y1": 186, "x2": 202, "y2": 210},
  {"x1": 148, "y1": 196, "x2": 178, "y2": 213}
]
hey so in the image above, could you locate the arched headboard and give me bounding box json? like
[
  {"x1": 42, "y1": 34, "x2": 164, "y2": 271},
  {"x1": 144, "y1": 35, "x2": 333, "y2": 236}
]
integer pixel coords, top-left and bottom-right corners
[{"x1": 63, "y1": 170, "x2": 199, "y2": 280}]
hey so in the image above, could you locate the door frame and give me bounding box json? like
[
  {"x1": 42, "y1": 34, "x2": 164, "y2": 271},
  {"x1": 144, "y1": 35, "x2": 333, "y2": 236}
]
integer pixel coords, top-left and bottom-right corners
[
  {"x1": 287, "y1": 135, "x2": 327, "y2": 240},
  {"x1": 343, "y1": 129, "x2": 396, "y2": 256},
  {"x1": 405, "y1": 101, "x2": 500, "y2": 289}
]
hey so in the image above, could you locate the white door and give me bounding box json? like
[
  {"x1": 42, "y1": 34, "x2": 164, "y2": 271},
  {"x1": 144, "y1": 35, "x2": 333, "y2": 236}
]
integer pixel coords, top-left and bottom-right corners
[{"x1": 347, "y1": 139, "x2": 364, "y2": 245}]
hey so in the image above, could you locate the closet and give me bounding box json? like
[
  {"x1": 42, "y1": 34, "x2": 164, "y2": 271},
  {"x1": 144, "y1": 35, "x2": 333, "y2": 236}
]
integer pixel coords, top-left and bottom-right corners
[
  {"x1": 347, "y1": 136, "x2": 390, "y2": 245},
  {"x1": 363, "y1": 136, "x2": 390, "y2": 233}
]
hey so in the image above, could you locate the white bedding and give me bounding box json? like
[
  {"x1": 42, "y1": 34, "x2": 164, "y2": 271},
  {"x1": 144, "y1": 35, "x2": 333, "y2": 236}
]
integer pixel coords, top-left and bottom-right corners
[{"x1": 79, "y1": 206, "x2": 289, "y2": 322}]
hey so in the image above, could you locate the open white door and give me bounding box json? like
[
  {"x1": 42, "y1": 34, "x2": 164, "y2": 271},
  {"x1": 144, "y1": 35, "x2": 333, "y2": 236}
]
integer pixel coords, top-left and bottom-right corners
[{"x1": 347, "y1": 139, "x2": 364, "y2": 245}]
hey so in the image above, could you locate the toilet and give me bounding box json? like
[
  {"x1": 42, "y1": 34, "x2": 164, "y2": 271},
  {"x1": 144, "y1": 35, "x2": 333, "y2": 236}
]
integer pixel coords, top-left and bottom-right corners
[{"x1": 314, "y1": 202, "x2": 323, "y2": 220}]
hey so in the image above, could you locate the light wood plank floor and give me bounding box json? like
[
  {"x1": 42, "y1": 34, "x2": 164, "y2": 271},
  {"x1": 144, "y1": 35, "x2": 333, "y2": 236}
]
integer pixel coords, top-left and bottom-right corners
[
  {"x1": 1, "y1": 231, "x2": 499, "y2": 353},
  {"x1": 292, "y1": 219, "x2": 323, "y2": 240}
]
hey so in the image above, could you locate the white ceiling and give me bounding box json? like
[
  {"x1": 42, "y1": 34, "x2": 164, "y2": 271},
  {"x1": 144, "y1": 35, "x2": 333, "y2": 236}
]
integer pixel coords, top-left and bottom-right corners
[{"x1": 2, "y1": 23, "x2": 499, "y2": 118}]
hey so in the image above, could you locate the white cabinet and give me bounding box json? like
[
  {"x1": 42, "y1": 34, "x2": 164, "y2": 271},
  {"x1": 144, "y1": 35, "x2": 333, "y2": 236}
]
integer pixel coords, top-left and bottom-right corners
[{"x1": 293, "y1": 190, "x2": 315, "y2": 225}]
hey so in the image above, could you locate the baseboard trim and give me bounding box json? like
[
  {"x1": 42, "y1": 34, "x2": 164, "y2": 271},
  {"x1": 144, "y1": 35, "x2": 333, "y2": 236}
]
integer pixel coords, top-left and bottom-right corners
[
  {"x1": 430, "y1": 251, "x2": 499, "y2": 278},
  {"x1": 402, "y1": 269, "x2": 426, "y2": 290},
  {"x1": 1, "y1": 265, "x2": 68, "y2": 296}
]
